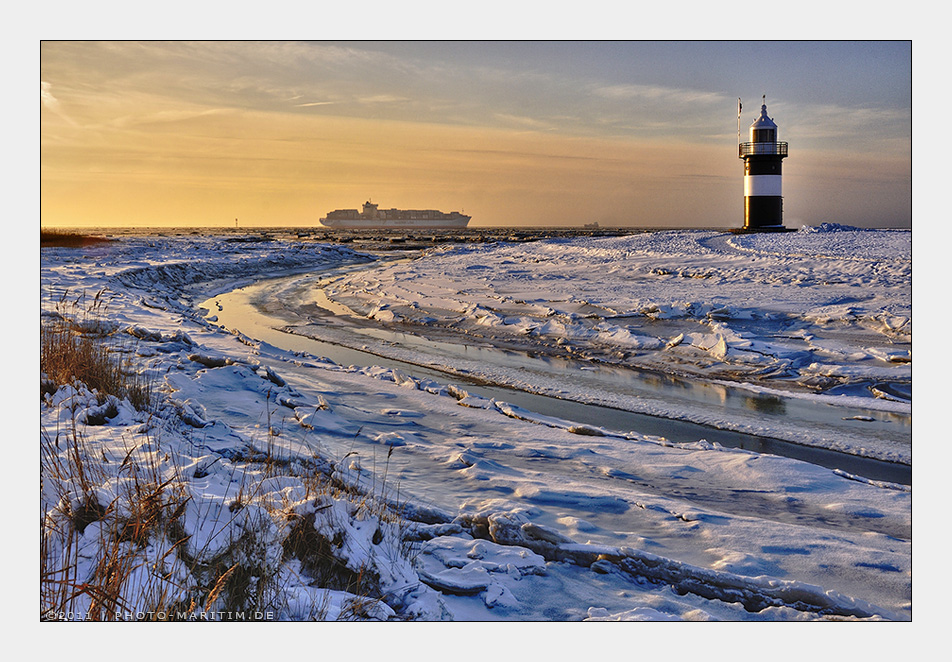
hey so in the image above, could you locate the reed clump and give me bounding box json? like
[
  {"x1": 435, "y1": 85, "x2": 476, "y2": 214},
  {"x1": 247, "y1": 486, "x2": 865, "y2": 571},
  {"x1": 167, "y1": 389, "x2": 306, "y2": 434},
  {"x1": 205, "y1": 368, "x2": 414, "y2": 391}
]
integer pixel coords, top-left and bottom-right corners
[
  {"x1": 40, "y1": 404, "x2": 421, "y2": 620},
  {"x1": 41, "y1": 289, "x2": 153, "y2": 411}
]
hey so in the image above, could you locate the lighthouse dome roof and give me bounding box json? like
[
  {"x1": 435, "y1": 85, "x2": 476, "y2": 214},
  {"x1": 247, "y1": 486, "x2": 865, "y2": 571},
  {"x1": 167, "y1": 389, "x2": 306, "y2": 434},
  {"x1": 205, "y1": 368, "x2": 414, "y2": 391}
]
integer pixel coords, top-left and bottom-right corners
[{"x1": 751, "y1": 104, "x2": 777, "y2": 129}]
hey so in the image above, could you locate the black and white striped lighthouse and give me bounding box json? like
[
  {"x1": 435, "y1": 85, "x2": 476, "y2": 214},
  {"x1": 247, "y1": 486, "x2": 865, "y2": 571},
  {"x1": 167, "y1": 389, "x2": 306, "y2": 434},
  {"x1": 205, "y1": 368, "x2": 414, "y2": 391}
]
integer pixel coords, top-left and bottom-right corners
[{"x1": 738, "y1": 97, "x2": 789, "y2": 231}]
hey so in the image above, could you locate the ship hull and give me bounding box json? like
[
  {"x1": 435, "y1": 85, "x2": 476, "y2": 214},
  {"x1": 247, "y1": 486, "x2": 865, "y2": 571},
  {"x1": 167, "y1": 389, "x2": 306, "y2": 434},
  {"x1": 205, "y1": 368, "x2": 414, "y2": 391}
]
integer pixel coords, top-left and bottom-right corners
[
  {"x1": 320, "y1": 200, "x2": 471, "y2": 230},
  {"x1": 319, "y1": 216, "x2": 471, "y2": 230}
]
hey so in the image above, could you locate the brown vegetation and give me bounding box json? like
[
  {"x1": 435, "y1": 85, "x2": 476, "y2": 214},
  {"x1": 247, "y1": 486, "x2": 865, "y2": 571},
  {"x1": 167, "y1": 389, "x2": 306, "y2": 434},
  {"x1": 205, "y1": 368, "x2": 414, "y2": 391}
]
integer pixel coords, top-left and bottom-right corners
[
  {"x1": 40, "y1": 289, "x2": 153, "y2": 410},
  {"x1": 41, "y1": 230, "x2": 113, "y2": 248}
]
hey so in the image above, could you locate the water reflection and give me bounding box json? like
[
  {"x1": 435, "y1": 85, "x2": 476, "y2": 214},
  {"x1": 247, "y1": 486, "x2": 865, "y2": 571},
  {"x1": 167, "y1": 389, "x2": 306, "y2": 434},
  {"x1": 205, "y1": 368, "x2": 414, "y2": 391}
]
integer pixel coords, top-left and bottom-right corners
[{"x1": 745, "y1": 394, "x2": 786, "y2": 415}]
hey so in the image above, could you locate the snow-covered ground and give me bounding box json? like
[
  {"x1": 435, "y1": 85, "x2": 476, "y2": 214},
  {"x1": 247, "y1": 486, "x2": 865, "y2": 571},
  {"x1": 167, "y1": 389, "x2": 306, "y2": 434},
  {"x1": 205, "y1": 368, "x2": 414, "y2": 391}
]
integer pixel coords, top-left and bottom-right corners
[
  {"x1": 319, "y1": 225, "x2": 911, "y2": 400},
  {"x1": 40, "y1": 227, "x2": 911, "y2": 623}
]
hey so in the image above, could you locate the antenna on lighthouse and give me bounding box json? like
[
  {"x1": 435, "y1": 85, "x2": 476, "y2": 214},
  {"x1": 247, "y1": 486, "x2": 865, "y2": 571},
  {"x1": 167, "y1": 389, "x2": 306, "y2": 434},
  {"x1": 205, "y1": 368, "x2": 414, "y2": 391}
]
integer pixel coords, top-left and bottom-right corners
[{"x1": 737, "y1": 98, "x2": 742, "y2": 145}]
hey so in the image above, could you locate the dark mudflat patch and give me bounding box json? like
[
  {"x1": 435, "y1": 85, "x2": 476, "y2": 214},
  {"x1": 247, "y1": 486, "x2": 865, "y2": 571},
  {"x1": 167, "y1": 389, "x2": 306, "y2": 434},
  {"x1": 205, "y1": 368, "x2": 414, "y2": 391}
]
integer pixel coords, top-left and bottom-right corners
[{"x1": 41, "y1": 231, "x2": 114, "y2": 248}]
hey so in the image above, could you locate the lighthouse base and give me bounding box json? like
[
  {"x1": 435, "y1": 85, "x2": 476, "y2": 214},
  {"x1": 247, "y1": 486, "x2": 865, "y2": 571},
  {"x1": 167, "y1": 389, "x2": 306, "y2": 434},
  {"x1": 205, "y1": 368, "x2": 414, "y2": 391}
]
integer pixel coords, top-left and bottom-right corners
[{"x1": 729, "y1": 225, "x2": 796, "y2": 234}]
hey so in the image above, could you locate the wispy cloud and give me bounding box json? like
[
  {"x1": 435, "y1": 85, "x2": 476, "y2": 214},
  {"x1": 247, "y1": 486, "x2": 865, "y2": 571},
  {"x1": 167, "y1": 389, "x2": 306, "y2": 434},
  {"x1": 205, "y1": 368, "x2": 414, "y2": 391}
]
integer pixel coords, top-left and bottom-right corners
[
  {"x1": 357, "y1": 94, "x2": 411, "y2": 104},
  {"x1": 107, "y1": 107, "x2": 233, "y2": 129},
  {"x1": 41, "y1": 81, "x2": 77, "y2": 126},
  {"x1": 591, "y1": 83, "x2": 728, "y2": 107},
  {"x1": 492, "y1": 113, "x2": 557, "y2": 131}
]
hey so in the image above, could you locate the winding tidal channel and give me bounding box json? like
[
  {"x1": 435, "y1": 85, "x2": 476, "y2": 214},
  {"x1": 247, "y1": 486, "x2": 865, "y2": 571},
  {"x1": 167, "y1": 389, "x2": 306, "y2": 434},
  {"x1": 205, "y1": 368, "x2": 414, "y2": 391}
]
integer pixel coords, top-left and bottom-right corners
[{"x1": 198, "y1": 262, "x2": 911, "y2": 486}]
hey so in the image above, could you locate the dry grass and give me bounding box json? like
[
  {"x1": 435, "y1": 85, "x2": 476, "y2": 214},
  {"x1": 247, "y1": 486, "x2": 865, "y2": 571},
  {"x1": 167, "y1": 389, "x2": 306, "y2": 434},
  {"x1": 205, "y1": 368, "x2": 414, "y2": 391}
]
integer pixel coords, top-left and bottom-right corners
[
  {"x1": 40, "y1": 414, "x2": 414, "y2": 620},
  {"x1": 40, "y1": 417, "x2": 195, "y2": 620},
  {"x1": 41, "y1": 289, "x2": 153, "y2": 411}
]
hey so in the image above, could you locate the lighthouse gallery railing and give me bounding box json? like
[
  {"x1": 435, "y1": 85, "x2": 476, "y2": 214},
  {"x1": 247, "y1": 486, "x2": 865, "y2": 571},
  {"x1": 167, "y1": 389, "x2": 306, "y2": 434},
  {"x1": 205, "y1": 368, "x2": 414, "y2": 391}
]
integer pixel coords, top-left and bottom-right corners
[{"x1": 739, "y1": 142, "x2": 788, "y2": 157}]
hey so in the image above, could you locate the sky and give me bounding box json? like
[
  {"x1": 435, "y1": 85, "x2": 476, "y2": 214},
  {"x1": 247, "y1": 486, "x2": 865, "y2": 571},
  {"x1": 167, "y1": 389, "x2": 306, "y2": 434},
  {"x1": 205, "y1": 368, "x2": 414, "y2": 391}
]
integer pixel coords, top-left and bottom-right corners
[{"x1": 40, "y1": 40, "x2": 911, "y2": 229}]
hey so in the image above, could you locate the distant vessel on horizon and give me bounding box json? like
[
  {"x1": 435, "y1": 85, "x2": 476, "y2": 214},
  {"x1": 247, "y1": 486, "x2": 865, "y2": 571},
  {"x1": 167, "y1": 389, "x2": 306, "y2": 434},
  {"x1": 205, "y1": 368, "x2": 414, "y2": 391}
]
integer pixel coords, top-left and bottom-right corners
[{"x1": 319, "y1": 201, "x2": 471, "y2": 230}]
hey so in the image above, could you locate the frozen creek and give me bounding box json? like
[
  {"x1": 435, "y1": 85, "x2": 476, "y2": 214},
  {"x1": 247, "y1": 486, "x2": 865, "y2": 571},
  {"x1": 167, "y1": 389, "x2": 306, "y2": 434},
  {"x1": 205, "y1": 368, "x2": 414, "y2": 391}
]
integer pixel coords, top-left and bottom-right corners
[{"x1": 205, "y1": 273, "x2": 910, "y2": 484}]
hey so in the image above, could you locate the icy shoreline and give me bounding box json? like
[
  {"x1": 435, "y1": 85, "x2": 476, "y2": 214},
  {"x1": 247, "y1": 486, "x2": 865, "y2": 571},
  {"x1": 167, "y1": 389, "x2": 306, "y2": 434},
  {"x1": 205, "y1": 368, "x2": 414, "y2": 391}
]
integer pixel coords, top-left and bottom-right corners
[
  {"x1": 40, "y1": 228, "x2": 912, "y2": 621},
  {"x1": 269, "y1": 303, "x2": 912, "y2": 466}
]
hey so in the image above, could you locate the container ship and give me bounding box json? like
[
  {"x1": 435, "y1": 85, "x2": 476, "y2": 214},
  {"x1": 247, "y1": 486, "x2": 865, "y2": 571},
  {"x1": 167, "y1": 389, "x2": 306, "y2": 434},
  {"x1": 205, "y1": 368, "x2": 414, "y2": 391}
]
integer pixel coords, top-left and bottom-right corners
[{"x1": 319, "y1": 201, "x2": 471, "y2": 230}]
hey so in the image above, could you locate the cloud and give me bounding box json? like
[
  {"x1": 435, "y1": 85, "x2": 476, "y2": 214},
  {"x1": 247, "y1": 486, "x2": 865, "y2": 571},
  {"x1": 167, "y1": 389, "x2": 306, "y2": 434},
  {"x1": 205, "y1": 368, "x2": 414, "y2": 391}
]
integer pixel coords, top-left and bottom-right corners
[
  {"x1": 357, "y1": 94, "x2": 411, "y2": 104},
  {"x1": 492, "y1": 113, "x2": 556, "y2": 131},
  {"x1": 40, "y1": 81, "x2": 57, "y2": 108},
  {"x1": 591, "y1": 83, "x2": 727, "y2": 107},
  {"x1": 107, "y1": 107, "x2": 233, "y2": 129},
  {"x1": 41, "y1": 81, "x2": 77, "y2": 126}
]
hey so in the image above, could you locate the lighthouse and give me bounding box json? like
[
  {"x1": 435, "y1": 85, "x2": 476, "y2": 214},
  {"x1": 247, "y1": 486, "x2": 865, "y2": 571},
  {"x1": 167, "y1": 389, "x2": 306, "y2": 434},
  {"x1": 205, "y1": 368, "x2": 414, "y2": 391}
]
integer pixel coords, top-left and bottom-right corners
[{"x1": 738, "y1": 97, "x2": 790, "y2": 231}]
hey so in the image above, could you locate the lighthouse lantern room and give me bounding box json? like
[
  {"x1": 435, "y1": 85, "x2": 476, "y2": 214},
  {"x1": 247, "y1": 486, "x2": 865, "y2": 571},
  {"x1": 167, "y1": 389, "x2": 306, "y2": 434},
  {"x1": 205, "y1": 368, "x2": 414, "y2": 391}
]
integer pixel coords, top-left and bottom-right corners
[{"x1": 738, "y1": 98, "x2": 790, "y2": 231}]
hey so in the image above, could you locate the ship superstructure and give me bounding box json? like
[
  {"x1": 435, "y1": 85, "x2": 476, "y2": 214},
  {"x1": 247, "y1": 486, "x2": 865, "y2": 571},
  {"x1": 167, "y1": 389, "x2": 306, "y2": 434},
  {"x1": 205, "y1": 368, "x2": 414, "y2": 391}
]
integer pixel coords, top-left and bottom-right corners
[{"x1": 319, "y1": 201, "x2": 471, "y2": 229}]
